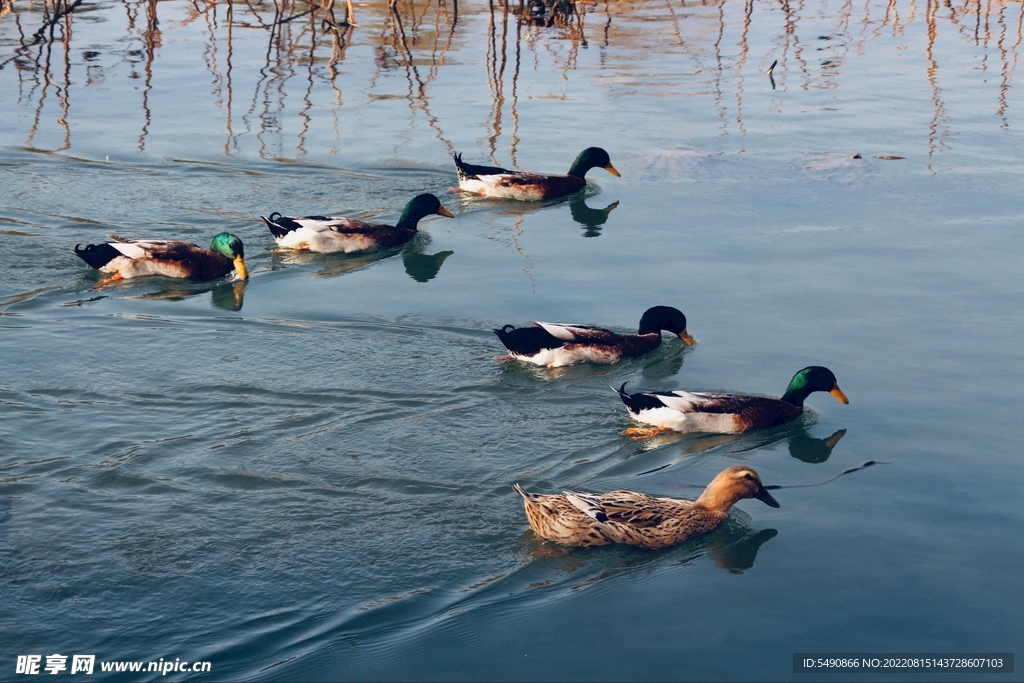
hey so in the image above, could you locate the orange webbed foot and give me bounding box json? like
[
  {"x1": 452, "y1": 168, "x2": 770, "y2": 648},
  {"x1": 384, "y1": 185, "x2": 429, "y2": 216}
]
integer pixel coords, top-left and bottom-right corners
[
  {"x1": 95, "y1": 272, "x2": 124, "y2": 288},
  {"x1": 622, "y1": 426, "x2": 674, "y2": 440}
]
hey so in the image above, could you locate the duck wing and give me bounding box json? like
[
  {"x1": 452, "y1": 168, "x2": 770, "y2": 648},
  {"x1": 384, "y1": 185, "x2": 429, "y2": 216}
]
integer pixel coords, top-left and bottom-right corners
[
  {"x1": 106, "y1": 235, "x2": 204, "y2": 260},
  {"x1": 654, "y1": 391, "x2": 801, "y2": 430},
  {"x1": 562, "y1": 489, "x2": 677, "y2": 528},
  {"x1": 491, "y1": 172, "x2": 586, "y2": 199},
  {"x1": 597, "y1": 490, "x2": 682, "y2": 528},
  {"x1": 263, "y1": 214, "x2": 376, "y2": 237},
  {"x1": 489, "y1": 170, "x2": 553, "y2": 186},
  {"x1": 650, "y1": 390, "x2": 759, "y2": 414},
  {"x1": 532, "y1": 321, "x2": 624, "y2": 345},
  {"x1": 562, "y1": 491, "x2": 609, "y2": 522}
]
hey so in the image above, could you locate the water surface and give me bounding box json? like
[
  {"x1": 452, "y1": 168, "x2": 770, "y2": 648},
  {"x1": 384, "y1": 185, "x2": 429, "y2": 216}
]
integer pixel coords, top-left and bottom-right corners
[{"x1": 1, "y1": 0, "x2": 1023, "y2": 680}]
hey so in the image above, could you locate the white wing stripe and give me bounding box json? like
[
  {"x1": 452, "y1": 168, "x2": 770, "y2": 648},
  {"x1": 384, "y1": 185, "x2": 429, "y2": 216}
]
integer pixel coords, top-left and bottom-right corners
[
  {"x1": 653, "y1": 393, "x2": 705, "y2": 412},
  {"x1": 533, "y1": 322, "x2": 579, "y2": 341},
  {"x1": 109, "y1": 242, "x2": 149, "y2": 259}
]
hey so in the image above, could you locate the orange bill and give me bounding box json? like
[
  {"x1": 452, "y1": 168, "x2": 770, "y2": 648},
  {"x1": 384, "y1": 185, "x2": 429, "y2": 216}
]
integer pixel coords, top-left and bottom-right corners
[
  {"x1": 678, "y1": 328, "x2": 696, "y2": 346},
  {"x1": 233, "y1": 255, "x2": 249, "y2": 280},
  {"x1": 437, "y1": 205, "x2": 455, "y2": 218},
  {"x1": 604, "y1": 164, "x2": 621, "y2": 177},
  {"x1": 830, "y1": 384, "x2": 849, "y2": 404}
]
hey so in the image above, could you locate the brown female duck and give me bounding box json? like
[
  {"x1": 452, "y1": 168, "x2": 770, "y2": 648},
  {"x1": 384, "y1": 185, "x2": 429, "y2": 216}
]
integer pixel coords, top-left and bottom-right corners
[{"x1": 513, "y1": 465, "x2": 779, "y2": 549}]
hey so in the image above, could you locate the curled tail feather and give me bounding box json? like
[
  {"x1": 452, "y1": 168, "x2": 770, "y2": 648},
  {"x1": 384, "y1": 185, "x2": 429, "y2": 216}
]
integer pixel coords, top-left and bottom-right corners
[
  {"x1": 73, "y1": 243, "x2": 121, "y2": 269},
  {"x1": 262, "y1": 213, "x2": 299, "y2": 239}
]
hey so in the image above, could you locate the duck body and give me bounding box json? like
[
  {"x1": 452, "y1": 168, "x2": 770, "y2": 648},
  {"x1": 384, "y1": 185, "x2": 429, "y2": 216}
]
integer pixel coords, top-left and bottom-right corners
[
  {"x1": 617, "y1": 366, "x2": 849, "y2": 435},
  {"x1": 494, "y1": 306, "x2": 694, "y2": 368},
  {"x1": 73, "y1": 233, "x2": 247, "y2": 283},
  {"x1": 453, "y1": 147, "x2": 620, "y2": 200},
  {"x1": 261, "y1": 193, "x2": 453, "y2": 254},
  {"x1": 514, "y1": 465, "x2": 779, "y2": 549}
]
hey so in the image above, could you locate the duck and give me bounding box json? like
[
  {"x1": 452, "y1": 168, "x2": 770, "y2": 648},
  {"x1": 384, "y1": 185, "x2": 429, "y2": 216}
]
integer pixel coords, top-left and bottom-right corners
[
  {"x1": 453, "y1": 147, "x2": 620, "y2": 200},
  {"x1": 616, "y1": 366, "x2": 849, "y2": 437},
  {"x1": 261, "y1": 193, "x2": 454, "y2": 253},
  {"x1": 494, "y1": 305, "x2": 694, "y2": 367},
  {"x1": 73, "y1": 233, "x2": 248, "y2": 286},
  {"x1": 513, "y1": 465, "x2": 779, "y2": 549}
]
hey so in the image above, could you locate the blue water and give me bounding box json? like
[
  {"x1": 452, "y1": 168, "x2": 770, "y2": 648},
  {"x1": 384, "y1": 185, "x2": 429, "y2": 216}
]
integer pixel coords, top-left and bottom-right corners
[{"x1": 1, "y1": 0, "x2": 1022, "y2": 680}]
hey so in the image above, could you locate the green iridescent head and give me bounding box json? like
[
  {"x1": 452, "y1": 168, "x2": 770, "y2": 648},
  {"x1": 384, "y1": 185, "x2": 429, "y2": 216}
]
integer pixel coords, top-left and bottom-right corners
[
  {"x1": 396, "y1": 193, "x2": 455, "y2": 230},
  {"x1": 567, "y1": 147, "x2": 620, "y2": 178},
  {"x1": 210, "y1": 233, "x2": 245, "y2": 259},
  {"x1": 781, "y1": 366, "x2": 849, "y2": 407},
  {"x1": 209, "y1": 233, "x2": 248, "y2": 279}
]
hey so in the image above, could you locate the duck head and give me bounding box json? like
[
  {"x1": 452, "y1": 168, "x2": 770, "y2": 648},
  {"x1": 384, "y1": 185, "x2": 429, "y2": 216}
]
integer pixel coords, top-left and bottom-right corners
[
  {"x1": 781, "y1": 366, "x2": 849, "y2": 407},
  {"x1": 567, "y1": 147, "x2": 621, "y2": 179},
  {"x1": 637, "y1": 305, "x2": 695, "y2": 345},
  {"x1": 396, "y1": 193, "x2": 455, "y2": 230},
  {"x1": 210, "y1": 233, "x2": 248, "y2": 280},
  {"x1": 696, "y1": 465, "x2": 780, "y2": 512}
]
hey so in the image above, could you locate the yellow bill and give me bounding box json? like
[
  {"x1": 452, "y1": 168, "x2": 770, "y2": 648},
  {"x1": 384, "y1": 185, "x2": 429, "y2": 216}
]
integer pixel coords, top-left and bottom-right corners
[
  {"x1": 605, "y1": 164, "x2": 621, "y2": 178},
  {"x1": 830, "y1": 384, "x2": 849, "y2": 404},
  {"x1": 437, "y1": 205, "x2": 455, "y2": 218},
  {"x1": 678, "y1": 328, "x2": 696, "y2": 346},
  {"x1": 234, "y1": 255, "x2": 249, "y2": 280}
]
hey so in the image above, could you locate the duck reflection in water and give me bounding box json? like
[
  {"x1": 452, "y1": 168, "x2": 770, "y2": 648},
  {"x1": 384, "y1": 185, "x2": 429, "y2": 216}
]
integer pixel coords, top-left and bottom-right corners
[
  {"x1": 403, "y1": 249, "x2": 454, "y2": 282},
  {"x1": 135, "y1": 280, "x2": 247, "y2": 312},
  {"x1": 570, "y1": 198, "x2": 619, "y2": 237},
  {"x1": 712, "y1": 528, "x2": 778, "y2": 574},
  {"x1": 465, "y1": 191, "x2": 619, "y2": 238},
  {"x1": 632, "y1": 423, "x2": 848, "y2": 467},
  {"x1": 272, "y1": 233, "x2": 453, "y2": 283},
  {"x1": 789, "y1": 428, "x2": 846, "y2": 463}
]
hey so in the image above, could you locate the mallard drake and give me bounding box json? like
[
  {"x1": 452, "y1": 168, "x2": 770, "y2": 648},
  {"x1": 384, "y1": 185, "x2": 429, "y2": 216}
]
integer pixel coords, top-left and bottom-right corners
[
  {"x1": 494, "y1": 305, "x2": 694, "y2": 367},
  {"x1": 617, "y1": 366, "x2": 849, "y2": 437},
  {"x1": 73, "y1": 233, "x2": 248, "y2": 285},
  {"x1": 453, "y1": 147, "x2": 620, "y2": 200},
  {"x1": 261, "y1": 193, "x2": 454, "y2": 253},
  {"x1": 513, "y1": 465, "x2": 779, "y2": 549}
]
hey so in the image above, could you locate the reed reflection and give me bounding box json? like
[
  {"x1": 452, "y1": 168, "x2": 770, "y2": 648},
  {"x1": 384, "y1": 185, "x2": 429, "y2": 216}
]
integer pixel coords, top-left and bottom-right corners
[{"x1": 2, "y1": 0, "x2": 1022, "y2": 167}]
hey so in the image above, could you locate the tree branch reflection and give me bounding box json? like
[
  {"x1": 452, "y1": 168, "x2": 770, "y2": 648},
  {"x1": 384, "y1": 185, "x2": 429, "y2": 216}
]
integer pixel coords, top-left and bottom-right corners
[{"x1": 3, "y1": 0, "x2": 1023, "y2": 164}]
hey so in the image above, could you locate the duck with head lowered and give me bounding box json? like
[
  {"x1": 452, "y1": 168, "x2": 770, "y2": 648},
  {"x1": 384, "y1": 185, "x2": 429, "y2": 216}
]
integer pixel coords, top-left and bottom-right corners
[
  {"x1": 73, "y1": 233, "x2": 248, "y2": 286},
  {"x1": 514, "y1": 465, "x2": 779, "y2": 549},
  {"x1": 617, "y1": 366, "x2": 849, "y2": 437},
  {"x1": 494, "y1": 305, "x2": 694, "y2": 368},
  {"x1": 261, "y1": 193, "x2": 454, "y2": 253},
  {"x1": 453, "y1": 147, "x2": 620, "y2": 200}
]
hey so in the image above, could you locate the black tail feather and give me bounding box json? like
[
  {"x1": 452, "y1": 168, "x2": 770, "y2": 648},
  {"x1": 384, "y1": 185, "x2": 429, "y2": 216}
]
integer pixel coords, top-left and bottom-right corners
[
  {"x1": 493, "y1": 324, "x2": 561, "y2": 356},
  {"x1": 261, "y1": 212, "x2": 301, "y2": 239},
  {"x1": 73, "y1": 242, "x2": 121, "y2": 270},
  {"x1": 613, "y1": 382, "x2": 665, "y2": 413},
  {"x1": 453, "y1": 152, "x2": 510, "y2": 181}
]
